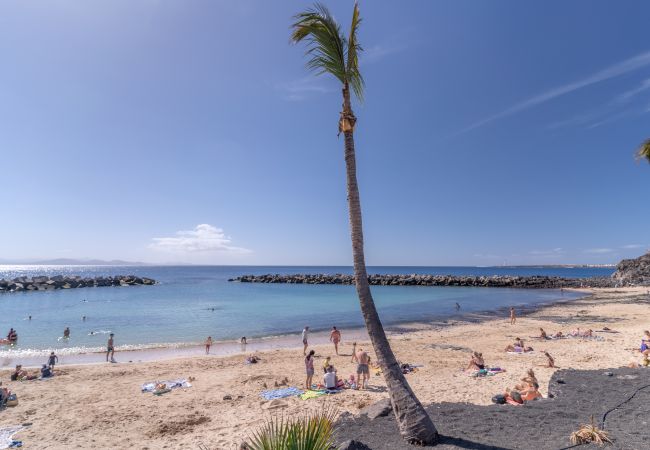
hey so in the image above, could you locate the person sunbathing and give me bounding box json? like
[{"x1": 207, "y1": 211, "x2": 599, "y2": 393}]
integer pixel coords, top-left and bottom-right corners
[
  {"x1": 466, "y1": 351, "x2": 486, "y2": 371},
  {"x1": 514, "y1": 369, "x2": 537, "y2": 391},
  {"x1": 641, "y1": 330, "x2": 650, "y2": 352},
  {"x1": 505, "y1": 338, "x2": 533, "y2": 352},
  {"x1": 246, "y1": 354, "x2": 260, "y2": 364},
  {"x1": 519, "y1": 381, "x2": 542, "y2": 401},
  {"x1": 554, "y1": 331, "x2": 564, "y2": 338},
  {"x1": 539, "y1": 328, "x2": 548, "y2": 339}
]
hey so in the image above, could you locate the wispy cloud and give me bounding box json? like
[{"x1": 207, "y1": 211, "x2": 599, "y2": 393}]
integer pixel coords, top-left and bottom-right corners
[
  {"x1": 458, "y1": 50, "x2": 650, "y2": 135},
  {"x1": 621, "y1": 244, "x2": 647, "y2": 249},
  {"x1": 276, "y1": 77, "x2": 337, "y2": 102},
  {"x1": 615, "y1": 78, "x2": 650, "y2": 102},
  {"x1": 583, "y1": 248, "x2": 614, "y2": 254},
  {"x1": 529, "y1": 248, "x2": 564, "y2": 257},
  {"x1": 362, "y1": 43, "x2": 407, "y2": 64},
  {"x1": 149, "y1": 224, "x2": 251, "y2": 254}
]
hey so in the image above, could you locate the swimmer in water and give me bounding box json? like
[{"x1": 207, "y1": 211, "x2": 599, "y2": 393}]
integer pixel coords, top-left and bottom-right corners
[{"x1": 82, "y1": 315, "x2": 86, "y2": 321}]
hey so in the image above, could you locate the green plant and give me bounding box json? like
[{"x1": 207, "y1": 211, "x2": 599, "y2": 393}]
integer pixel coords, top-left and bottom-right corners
[
  {"x1": 636, "y1": 138, "x2": 650, "y2": 164},
  {"x1": 245, "y1": 409, "x2": 336, "y2": 450}
]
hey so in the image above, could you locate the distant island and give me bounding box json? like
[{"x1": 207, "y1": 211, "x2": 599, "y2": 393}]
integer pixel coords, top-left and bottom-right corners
[{"x1": 0, "y1": 258, "x2": 148, "y2": 266}]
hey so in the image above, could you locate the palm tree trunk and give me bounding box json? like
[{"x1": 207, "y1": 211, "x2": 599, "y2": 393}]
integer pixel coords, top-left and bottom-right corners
[{"x1": 341, "y1": 84, "x2": 438, "y2": 445}]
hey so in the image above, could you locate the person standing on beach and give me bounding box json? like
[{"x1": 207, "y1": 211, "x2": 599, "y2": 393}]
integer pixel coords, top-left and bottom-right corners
[
  {"x1": 509, "y1": 307, "x2": 516, "y2": 325},
  {"x1": 355, "y1": 348, "x2": 370, "y2": 389},
  {"x1": 330, "y1": 326, "x2": 341, "y2": 355},
  {"x1": 351, "y1": 342, "x2": 357, "y2": 363},
  {"x1": 106, "y1": 333, "x2": 115, "y2": 362},
  {"x1": 302, "y1": 326, "x2": 309, "y2": 355},
  {"x1": 205, "y1": 336, "x2": 213, "y2": 354},
  {"x1": 304, "y1": 350, "x2": 315, "y2": 389}
]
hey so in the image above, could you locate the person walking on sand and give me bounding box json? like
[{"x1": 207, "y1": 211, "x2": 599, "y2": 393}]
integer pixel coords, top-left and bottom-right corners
[
  {"x1": 351, "y1": 342, "x2": 357, "y2": 363},
  {"x1": 355, "y1": 348, "x2": 370, "y2": 389},
  {"x1": 509, "y1": 307, "x2": 516, "y2": 325},
  {"x1": 302, "y1": 326, "x2": 309, "y2": 355},
  {"x1": 205, "y1": 336, "x2": 213, "y2": 354},
  {"x1": 330, "y1": 326, "x2": 341, "y2": 355},
  {"x1": 106, "y1": 333, "x2": 115, "y2": 362},
  {"x1": 48, "y1": 351, "x2": 58, "y2": 370},
  {"x1": 305, "y1": 350, "x2": 315, "y2": 389}
]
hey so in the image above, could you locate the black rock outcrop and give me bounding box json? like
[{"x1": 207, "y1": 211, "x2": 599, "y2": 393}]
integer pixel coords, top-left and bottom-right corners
[{"x1": 612, "y1": 252, "x2": 650, "y2": 286}]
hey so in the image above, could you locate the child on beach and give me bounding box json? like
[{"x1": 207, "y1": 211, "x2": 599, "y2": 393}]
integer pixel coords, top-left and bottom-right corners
[
  {"x1": 351, "y1": 342, "x2": 357, "y2": 363},
  {"x1": 48, "y1": 351, "x2": 58, "y2": 370},
  {"x1": 305, "y1": 350, "x2": 315, "y2": 389},
  {"x1": 509, "y1": 307, "x2": 516, "y2": 325},
  {"x1": 205, "y1": 336, "x2": 213, "y2": 354},
  {"x1": 322, "y1": 356, "x2": 331, "y2": 373}
]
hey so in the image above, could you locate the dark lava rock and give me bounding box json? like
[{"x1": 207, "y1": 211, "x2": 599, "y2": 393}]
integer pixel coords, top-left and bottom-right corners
[
  {"x1": 360, "y1": 398, "x2": 392, "y2": 420},
  {"x1": 338, "y1": 440, "x2": 372, "y2": 450},
  {"x1": 612, "y1": 252, "x2": 650, "y2": 286}
]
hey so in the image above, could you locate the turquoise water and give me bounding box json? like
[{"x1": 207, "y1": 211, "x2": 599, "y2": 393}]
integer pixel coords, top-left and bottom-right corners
[{"x1": 0, "y1": 265, "x2": 610, "y2": 357}]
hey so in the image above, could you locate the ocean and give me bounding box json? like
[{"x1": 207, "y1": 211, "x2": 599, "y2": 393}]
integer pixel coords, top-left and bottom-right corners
[{"x1": 0, "y1": 265, "x2": 613, "y2": 364}]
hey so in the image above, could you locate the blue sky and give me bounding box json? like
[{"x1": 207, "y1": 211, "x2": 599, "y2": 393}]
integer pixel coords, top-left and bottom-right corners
[{"x1": 0, "y1": 0, "x2": 648, "y2": 265}]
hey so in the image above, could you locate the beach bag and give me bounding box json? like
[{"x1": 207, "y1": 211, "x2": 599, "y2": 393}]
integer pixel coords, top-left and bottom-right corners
[
  {"x1": 491, "y1": 394, "x2": 506, "y2": 404},
  {"x1": 6, "y1": 393, "x2": 18, "y2": 407}
]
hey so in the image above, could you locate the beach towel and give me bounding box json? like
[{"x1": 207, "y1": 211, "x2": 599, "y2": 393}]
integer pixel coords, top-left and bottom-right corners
[
  {"x1": 300, "y1": 390, "x2": 327, "y2": 400},
  {"x1": 0, "y1": 426, "x2": 23, "y2": 450},
  {"x1": 507, "y1": 351, "x2": 535, "y2": 355},
  {"x1": 260, "y1": 387, "x2": 303, "y2": 401},
  {"x1": 141, "y1": 379, "x2": 192, "y2": 393}
]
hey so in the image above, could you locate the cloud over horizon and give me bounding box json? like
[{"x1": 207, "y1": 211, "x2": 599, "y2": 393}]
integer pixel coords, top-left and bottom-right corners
[{"x1": 149, "y1": 224, "x2": 251, "y2": 254}]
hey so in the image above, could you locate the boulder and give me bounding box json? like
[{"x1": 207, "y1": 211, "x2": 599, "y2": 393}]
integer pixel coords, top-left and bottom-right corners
[
  {"x1": 360, "y1": 398, "x2": 392, "y2": 420},
  {"x1": 338, "y1": 440, "x2": 372, "y2": 450},
  {"x1": 612, "y1": 252, "x2": 650, "y2": 286}
]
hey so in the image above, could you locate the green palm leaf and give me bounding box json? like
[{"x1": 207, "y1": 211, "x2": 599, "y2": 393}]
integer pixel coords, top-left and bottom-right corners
[
  {"x1": 636, "y1": 138, "x2": 650, "y2": 164},
  {"x1": 290, "y1": 2, "x2": 364, "y2": 102}
]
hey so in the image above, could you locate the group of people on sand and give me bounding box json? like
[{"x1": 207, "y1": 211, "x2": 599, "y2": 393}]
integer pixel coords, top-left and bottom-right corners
[
  {"x1": 302, "y1": 325, "x2": 372, "y2": 391},
  {"x1": 502, "y1": 369, "x2": 542, "y2": 405}
]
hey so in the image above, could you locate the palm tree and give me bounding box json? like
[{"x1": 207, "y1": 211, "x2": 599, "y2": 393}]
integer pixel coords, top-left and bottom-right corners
[
  {"x1": 291, "y1": 3, "x2": 438, "y2": 445},
  {"x1": 636, "y1": 138, "x2": 650, "y2": 164}
]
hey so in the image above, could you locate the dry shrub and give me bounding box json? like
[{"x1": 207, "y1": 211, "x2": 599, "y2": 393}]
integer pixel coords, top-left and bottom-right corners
[{"x1": 570, "y1": 416, "x2": 612, "y2": 446}]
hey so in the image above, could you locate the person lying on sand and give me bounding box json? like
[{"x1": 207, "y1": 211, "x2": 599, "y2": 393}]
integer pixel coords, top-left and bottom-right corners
[
  {"x1": 539, "y1": 328, "x2": 548, "y2": 340},
  {"x1": 519, "y1": 381, "x2": 542, "y2": 401},
  {"x1": 246, "y1": 354, "x2": 260, "y2": 364},
  {"x1": 554, "y1": 331, "x2": 564, "y2": 338},
  {"x1": 466, "y1": 351, "x2": 486, "y2": 371},
  {"x1": 505, "y1": 337, "x2": 533, "y2": 353}
]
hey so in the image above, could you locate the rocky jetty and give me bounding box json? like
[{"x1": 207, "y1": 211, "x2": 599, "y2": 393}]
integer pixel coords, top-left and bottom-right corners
[
  {"x1": 229, "y1": 273, "x2": 614, "y2": 288},
  {"x1": 0, "y1": 275, "x2": 156, "y2": 293},
  {"x1": 612, "y1": 252, "x2": 650, "y2": 286}
]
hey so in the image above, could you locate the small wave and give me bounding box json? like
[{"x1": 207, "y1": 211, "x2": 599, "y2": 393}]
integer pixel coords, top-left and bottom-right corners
[
  {"x1": 87, "y1": 330, "x2": 112, "y2": 336},
  {"x1": 0, "y1": 341, "x2": 202, "y2": 359}
]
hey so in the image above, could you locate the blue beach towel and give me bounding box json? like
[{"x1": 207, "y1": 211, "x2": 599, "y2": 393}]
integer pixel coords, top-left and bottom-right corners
[{"x1": 260, "y1": 387, "x2": 303, "y2": 400}]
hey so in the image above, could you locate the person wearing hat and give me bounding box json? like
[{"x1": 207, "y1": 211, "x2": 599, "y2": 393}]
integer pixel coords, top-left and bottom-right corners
[{"x1": 106, "y1": 333, "x2": 115, "y2": 362}]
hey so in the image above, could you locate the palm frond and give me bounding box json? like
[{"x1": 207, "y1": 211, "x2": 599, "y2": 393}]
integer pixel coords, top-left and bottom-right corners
[
  {"x1": 291, "y1": 3, "x2": 347, "y2": 84},
  {"x1": 636, "y1": 138, "x2": 650, "y2": 164},
  {"x1": 346, "y1": 2, "x2": 365, "y2": 101},
  {"x1": 245, "y1": 408, "x2": 337, "y2": 450}
]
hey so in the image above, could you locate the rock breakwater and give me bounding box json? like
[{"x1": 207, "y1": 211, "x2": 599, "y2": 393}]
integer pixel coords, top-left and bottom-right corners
[
  {"x1": 230, "y1": 274, "x2": 614, "y2": 288},
  {"x1": 0, "y1": 275, "x2": 156, "y2": 293}
]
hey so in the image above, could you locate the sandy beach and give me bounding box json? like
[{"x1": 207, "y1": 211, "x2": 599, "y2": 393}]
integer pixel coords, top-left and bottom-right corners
[{"x1": 1, "y1": 286, "x2": 649, "y2": 449}]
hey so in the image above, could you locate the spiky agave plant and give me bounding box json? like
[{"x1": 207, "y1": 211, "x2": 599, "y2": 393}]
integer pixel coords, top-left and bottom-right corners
[
  {"x1": 636, "y1": 138, "x2": 650, "y2": 164},
  {"x1": 245, "y1": 408, "x2": 337, "y2": 450}
]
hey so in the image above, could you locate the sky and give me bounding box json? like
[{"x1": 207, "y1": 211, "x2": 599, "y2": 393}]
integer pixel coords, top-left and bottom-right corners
[{"x1": 0, "y1": 0, "x2": 648, "y2": 266}]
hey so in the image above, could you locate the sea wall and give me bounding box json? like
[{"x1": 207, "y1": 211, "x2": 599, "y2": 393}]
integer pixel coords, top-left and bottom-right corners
[
  {"x1": 0, "y1": 275, "x2": 156, "y2": 293},
  {"x1": 230, "y1": 274, "x2": 615, "y2": 288}
]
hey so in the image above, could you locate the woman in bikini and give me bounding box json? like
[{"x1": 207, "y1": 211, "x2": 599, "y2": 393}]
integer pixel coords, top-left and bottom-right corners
[{"x1": 466, "y1": 351, "x2": 486, "y2": 371}]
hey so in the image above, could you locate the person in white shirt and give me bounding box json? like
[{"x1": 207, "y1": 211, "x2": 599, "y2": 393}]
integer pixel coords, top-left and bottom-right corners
[
  {"x1": 302, "y1": 326, "x2": 309, "y2": 355},
  {"x1": 323, "y1": 365, "x2": 338, "y2": 390}
]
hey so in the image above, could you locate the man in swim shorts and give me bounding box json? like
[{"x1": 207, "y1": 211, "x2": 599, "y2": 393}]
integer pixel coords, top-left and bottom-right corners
[
  {"x1": 106, "y1": 333, "x2": 115, "y2": 362},
  {"x1": 355, "y1": 348, "x2": 370, "y2": 389},
  {"x1": 330, "y1": 326, "x2": 341, "y2": 355}
]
